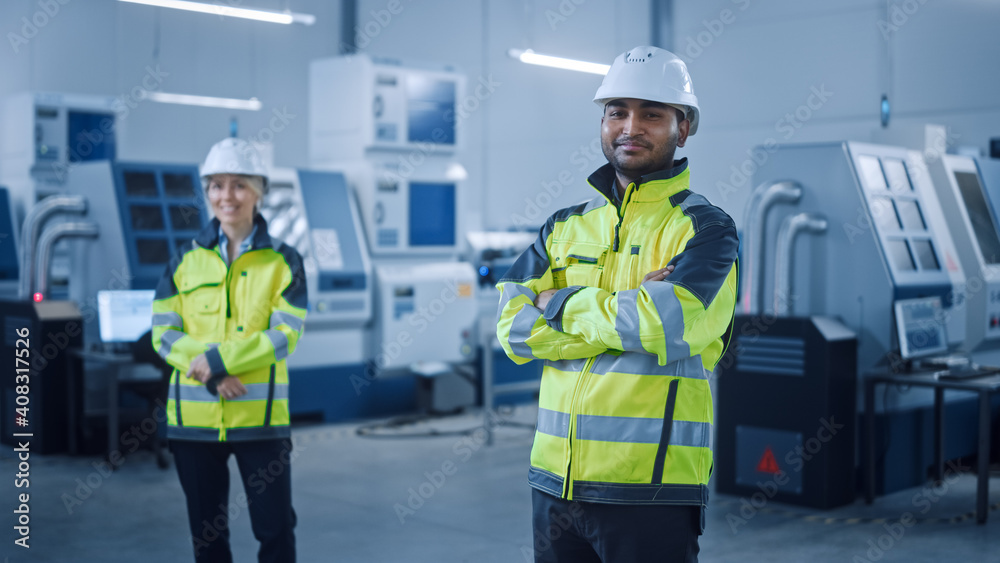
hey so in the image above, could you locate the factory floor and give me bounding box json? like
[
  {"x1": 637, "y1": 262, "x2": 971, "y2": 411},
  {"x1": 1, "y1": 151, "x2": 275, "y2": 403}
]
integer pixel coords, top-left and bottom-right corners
[{"x1": 2, "y1": 404, "x2": 999, "y2": 563}]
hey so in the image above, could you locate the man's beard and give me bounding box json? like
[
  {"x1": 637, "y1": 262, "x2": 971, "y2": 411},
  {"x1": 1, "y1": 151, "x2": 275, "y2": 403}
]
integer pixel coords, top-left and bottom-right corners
[{"x1": 601, "y1": 131, "x2": 679, "y2": 178}]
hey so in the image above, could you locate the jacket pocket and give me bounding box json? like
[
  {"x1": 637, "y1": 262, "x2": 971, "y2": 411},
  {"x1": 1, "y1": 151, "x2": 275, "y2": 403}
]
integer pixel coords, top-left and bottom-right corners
[
  {"x1": 549, "y1": 241, "x2": 609, "y2": 289},
  {"x1": 651, "y1": 378, "x2": 680, "y2": 485}
]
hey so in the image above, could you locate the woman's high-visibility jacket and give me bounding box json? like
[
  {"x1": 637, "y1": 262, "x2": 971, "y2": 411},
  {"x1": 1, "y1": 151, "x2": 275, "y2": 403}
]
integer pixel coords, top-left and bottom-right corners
[
  {"x1": 496, "y1": 159, "x2": 738, "y2": 508},
  {"x1": 152, "y1": 214, "x2": 307, "y2": 442}
]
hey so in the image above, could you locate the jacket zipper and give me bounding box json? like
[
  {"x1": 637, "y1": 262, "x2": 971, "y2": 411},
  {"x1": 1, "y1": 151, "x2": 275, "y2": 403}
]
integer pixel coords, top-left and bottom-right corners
[
  {"x1": 564, "y1": 355, "x2": 597, "y2": 499},
  {"x1": 613, "y1": 183, "x2": 636, "y2": 252}
]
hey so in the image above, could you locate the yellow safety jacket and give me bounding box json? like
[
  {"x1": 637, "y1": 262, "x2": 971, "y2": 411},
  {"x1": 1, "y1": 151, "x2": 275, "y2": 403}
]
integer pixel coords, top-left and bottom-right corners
[
  {"x1": 152, "y1": 214, "x2": 307, "y2": 442},
  {"x1": 496, "y1": 159, "x2": 738, "y2": 507}
]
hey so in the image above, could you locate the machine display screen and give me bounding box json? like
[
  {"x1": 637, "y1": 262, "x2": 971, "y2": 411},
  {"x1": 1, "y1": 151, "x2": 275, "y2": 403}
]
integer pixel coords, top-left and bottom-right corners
[
  {"x1": 68, "y1": 111, "x2": 116, "y2": 163},
  {"x1": 409, "y1": 182, "x2": 456, "y2": 246},
  {"x1": 163, "y1": 173, "x2": 197, "y2": 197},
  {"x1": 955, "y1": 171, "x2": 1000, "y2": 264},
  {"x1": 135, "y1": 239, "x2": 170, "y2": 265},
  {"x1": 0, "y1": 189, "x2": 17, "y2": 280},
  {"x1": 130, "y1": 205, "x2": 165, "y2": 231},
  {"x1": 871, "y1": 197, "x2": 901, "y2": 232},
  {"x1": 896, "y1": 200, "x2": 926, "y2": 231},
  {"x1": 858, "y1": 155, "x2": 887, "y2": 190},
  {"x1": 124, "y1": 171, "x2": 158, "y2": 196},
  {"x1": 97, "y1": 290, "x2": 154, "y2": 343},
  {"x1": 407, "y1": 77, "x2": 456, "y2": 144},
  {"x1": 169, "y1": 205, "x2": 202, "y2": 231},
  {"x1": 888, "y1": 239, "x2": 915, "y2": 271},
  {"x1": 882, "y1": 158, "x2": 911, "y2": 191},
  {"x1": 912, "y1": 239, "x2": 939, "y2": 270}
]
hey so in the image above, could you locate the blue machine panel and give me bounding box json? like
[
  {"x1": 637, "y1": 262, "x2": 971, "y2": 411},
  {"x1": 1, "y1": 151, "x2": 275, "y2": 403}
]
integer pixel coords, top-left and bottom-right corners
[
  {"x1": 296, "y1": 170, "x2": 367, "y2": 291},
  {"x1": 113, "y1": 163, "x2": 208, "y2": 289},
  {"x1": 409, "y1": 182, "x2": 455, "y2": 247},
  {"x1": 0, "y1": 188, "x2": 18, "y2": 281},
  {"x1": 67, "y1": 111, "x2": 116, "y2": 163}
]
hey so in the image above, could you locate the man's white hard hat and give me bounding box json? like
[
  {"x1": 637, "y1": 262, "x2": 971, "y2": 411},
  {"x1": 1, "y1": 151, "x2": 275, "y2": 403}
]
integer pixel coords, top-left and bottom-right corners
[{"x1": 593, "y1": 46, "x2": 701, "y2": 135}]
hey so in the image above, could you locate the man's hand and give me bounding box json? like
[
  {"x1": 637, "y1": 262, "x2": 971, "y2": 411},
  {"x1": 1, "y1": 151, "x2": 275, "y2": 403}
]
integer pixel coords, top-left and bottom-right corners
[
  {"x1": 215, "y1": 376, "x2": 248, "y2": 400},
  {"x1": 641, "y1": 264, "x2": 675, "y2": 285},
  {"x1": 534, "y1": 289, "x2": 559, "y2": 311},
  {"x1": 186, "y1": 353, "x2": 212, "y2": 384}
]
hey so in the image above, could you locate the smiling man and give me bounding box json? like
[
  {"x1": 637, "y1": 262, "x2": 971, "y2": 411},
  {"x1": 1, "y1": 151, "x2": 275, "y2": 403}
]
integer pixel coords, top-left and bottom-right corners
[{"x1": 496, "y1": 46, "x2": 739, "y2": 562}]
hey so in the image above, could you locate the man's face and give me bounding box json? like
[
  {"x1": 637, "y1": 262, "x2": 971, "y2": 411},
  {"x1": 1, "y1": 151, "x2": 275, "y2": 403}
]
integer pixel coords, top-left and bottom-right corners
[{"x1": 600, "y1": 98, "x2": 690, "y2": 179}]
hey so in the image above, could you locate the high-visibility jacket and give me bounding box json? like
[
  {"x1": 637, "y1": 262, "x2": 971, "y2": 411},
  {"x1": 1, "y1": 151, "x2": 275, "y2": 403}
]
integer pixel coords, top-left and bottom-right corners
[
  {"x1": 152, "y1": 214, "x2": 307, "y2": 442},
  {"x1": 496, "y1": 159, "x2": 738, "y2": 507}
]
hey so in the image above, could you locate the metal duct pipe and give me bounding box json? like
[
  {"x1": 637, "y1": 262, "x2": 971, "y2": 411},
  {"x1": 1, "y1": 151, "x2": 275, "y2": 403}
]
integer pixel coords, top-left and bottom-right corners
[
  {"x1": 18, "y1": 195, "x2": 88, "y2": 299},
  {"x1": 740, "y1": 181, "x2": 803, "y2": 315},
  {"x1": 34, "y1": 222, "x2": 99, "y2": 299},
  {"x1": 773, "y1": 213, "x2": 827, "y2": 316}
]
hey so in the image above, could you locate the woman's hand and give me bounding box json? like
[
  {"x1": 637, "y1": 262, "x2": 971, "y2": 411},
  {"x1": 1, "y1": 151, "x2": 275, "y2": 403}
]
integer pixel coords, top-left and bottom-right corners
[
  {"x1": 186, "y1": 353, "x2": 212, "y2": 383},
  {"x1": 215, "y1": 376, "x2": 248, "y2": 400}
]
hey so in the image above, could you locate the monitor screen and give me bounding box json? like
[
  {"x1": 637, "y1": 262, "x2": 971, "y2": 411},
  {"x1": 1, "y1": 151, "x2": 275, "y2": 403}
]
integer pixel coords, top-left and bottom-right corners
[
  {"x1": 954, "y1": 171, "x2": 1000, "y2": 264},
  {"x1": 97, "y1": 290, "x2": 155, "y2": 343},
  {"x1": 0, "y1": 188, "x2": 17, "y2": 281},
  {"x1": 407, "y1": 76, "x2": 456, "y2": 144},
  {"x1": 894, "y1": 296, "x2": 948, "y2": 359},
  {"x1": 409, "y1": 182, "x2": 456, "y2": 246}
]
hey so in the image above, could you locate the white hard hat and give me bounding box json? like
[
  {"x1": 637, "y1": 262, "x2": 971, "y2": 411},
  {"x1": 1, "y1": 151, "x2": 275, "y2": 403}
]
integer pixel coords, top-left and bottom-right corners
[
  {"x1": 594, "y1": 46, "x2": 700, "y2": 135},
  {"x1": 200, "y1": 137, "x2": 269, "y2": 191}
]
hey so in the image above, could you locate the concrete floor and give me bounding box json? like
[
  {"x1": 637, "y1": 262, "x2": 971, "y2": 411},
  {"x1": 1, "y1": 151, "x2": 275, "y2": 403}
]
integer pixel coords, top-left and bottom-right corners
[{"x1": 1, "y1": 404, "x2": 999, "y2": 563}]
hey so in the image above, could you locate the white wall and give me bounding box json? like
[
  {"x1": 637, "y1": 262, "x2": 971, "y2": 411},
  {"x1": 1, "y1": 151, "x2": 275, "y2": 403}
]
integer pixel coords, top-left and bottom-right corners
[
  {"x1": 671, "y1": 0, "x2": 1000, "y2": 227},
  {"x1": 0, "y1": 0, "x2": 344, "y2": 168}
]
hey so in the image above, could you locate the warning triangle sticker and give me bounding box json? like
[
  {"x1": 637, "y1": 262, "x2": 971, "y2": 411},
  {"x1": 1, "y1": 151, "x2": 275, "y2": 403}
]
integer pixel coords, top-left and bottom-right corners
[{"x1": 756, "y1": 446, "x2": 781, "y2": 474}]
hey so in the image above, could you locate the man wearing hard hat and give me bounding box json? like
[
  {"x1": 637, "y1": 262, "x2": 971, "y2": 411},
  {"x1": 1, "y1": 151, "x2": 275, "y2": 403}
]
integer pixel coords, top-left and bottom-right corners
[
  {"x1": 153, "y1": 138, "x2": 307, "y2": 562},
  {"x1": 497, "y1": 47, "x2": 739, "y2": 561}
]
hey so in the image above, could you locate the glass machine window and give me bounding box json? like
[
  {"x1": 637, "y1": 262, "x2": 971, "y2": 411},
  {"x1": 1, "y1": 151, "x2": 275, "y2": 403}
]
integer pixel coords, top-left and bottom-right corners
[
  {"x1": 896, "y1": 200, "x2": 926, "y2": 231},
  {"x1": 130, "y1": 205, "x2": 165, "y2": 231},
  {"x1": 955, "y1": 171, "x2": 1000, "y2": 264},
  {"x1": 871, "y1": 197, "x2": 901, "y2": 232},
  {"x1": 888, "y1": 239, "x2": 916, "y2": 272},
  {"x1": 163, "y1": 172, "x2": 197, "y2": 198},
  {"x1": 858, "y1": 156, "x2": 887, "y2": 190},
  {"x1": 911, "y1": 239, "x2": 940, "y2": 271},
  {"x1": 124, "y1": 171, "x2": 158, "y2": 197}
]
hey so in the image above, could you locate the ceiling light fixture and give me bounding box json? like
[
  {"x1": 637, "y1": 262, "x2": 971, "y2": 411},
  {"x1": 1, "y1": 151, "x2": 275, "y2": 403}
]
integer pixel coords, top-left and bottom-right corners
[
  {"x1": 145, "y1": 92, "x2": 262, "y2": 111},
  {"x1": 119, "y1": 0, "x2": 315, "y2": 26},
  {"x1": 507, "y1": 48, "x2": 609, "y2": 75}
]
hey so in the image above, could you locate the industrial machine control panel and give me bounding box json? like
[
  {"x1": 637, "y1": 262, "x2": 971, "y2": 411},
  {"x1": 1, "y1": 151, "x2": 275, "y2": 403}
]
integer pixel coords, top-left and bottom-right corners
[{"x1": 928, "y1": 154, "x2": 1000, "y2": 351}]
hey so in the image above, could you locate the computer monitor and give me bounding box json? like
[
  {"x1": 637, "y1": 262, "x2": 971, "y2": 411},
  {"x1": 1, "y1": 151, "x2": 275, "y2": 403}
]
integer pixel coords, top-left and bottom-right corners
[
  {"x1": 97, "y1": 290, "x2": 155, "y2": 343},
  {"x1": 893, "y1": 296, "x2": 949, "y2": 360}
]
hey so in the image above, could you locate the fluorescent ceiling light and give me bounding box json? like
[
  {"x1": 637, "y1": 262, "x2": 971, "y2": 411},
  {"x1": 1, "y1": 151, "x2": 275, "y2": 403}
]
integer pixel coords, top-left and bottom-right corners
[
  {"x1": 119, "y1": 0, "x2": 315, "y2": 25},
  {"x1": 508, "y1": 49, "x2": 609, "y2": 76},
  {"x1": 146, "y1": 92, "x2": 262, "y2": 111}
]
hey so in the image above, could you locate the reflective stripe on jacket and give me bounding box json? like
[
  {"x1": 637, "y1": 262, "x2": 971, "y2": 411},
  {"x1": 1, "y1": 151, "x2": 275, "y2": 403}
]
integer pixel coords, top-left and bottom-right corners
[
  {"x1": 496, "y1": 159, "x2": 738, "y2": 505},
  {"x1": 152, "y1": 214, "x2": 307, "y2": 442}
]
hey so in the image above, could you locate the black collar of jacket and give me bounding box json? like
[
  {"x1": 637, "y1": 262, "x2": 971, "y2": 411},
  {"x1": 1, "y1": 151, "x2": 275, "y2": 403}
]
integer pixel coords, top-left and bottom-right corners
[
  {"x1": 587, "y1": 157, "x2": 689, "y2": 203},
  {"x1": 194, "y1": 213, "x2": 272, "y2": 250}
]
